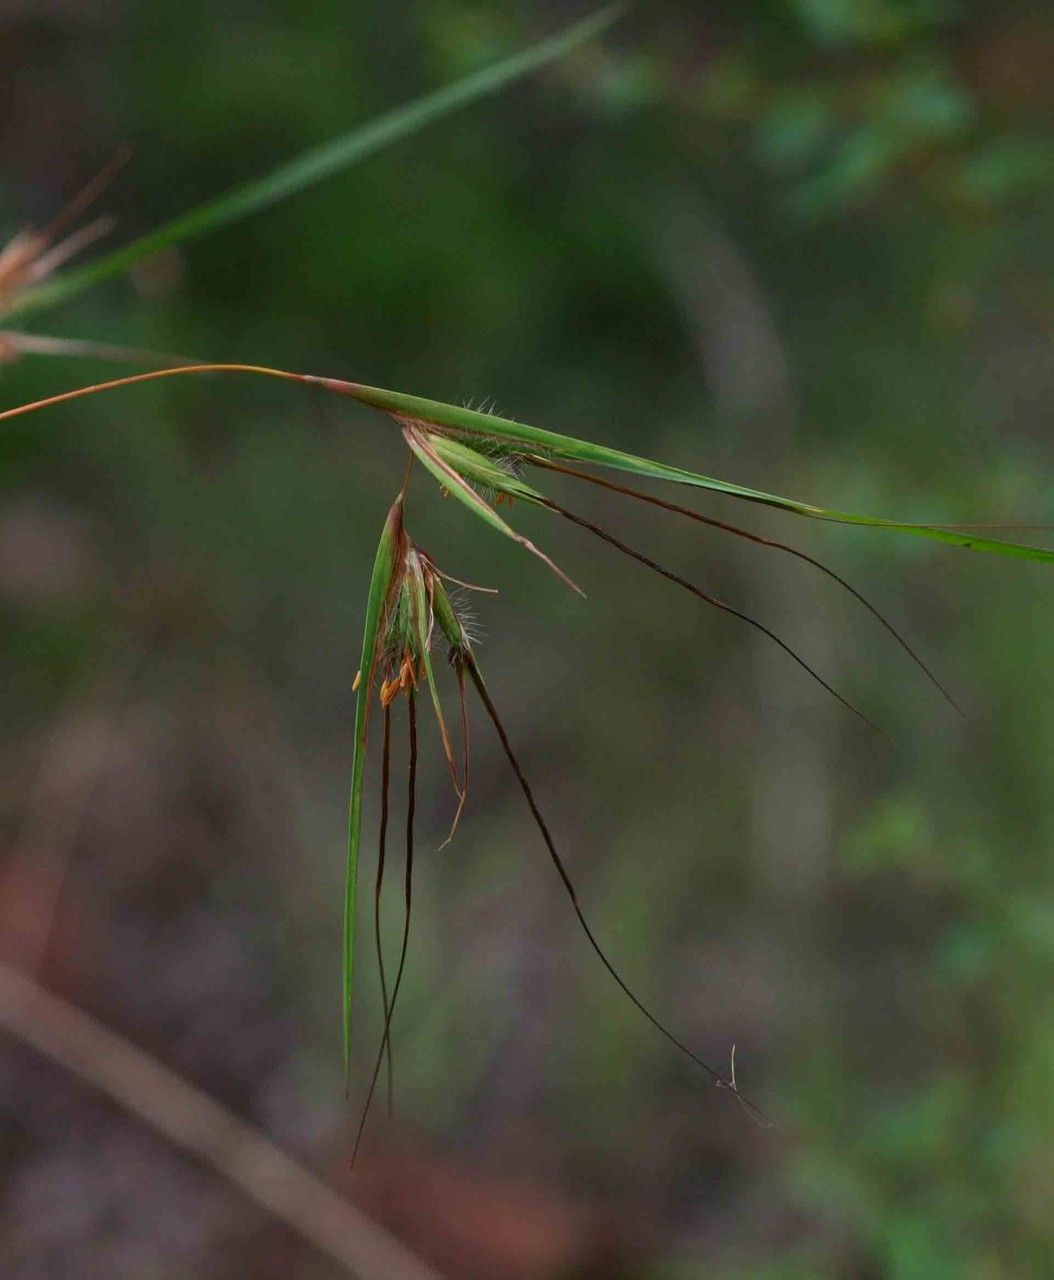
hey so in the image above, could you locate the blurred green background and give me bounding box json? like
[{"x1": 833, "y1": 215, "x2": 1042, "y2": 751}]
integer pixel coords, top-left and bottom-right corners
[{"x1": 3, "y1": 2, "x2": 1054, "y2": 1277}]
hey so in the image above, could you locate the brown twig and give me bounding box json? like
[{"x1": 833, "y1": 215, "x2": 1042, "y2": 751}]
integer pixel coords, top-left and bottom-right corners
[{"x1": 0, "y1": 961, "x2": 444, "y2": 1280}]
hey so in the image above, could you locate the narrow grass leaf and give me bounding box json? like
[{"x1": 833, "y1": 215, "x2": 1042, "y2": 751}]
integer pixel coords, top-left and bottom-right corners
[{"x1": 8, "y1": 4, "x2": 627, "y2": 322}]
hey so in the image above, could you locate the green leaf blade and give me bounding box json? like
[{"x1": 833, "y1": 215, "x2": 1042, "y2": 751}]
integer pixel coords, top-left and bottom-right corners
[{"x1": 8, "y1": 4, "x2": 627, "y2": 323}]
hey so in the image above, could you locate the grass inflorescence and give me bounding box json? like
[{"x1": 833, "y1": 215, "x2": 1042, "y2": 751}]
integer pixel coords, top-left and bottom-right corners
[
  {"x1": 5, "y1": 351, "x2": 1052, "y2": 1143},
  {"x1": 4, "y1": 0, "x2": 1053, "y2": 1148}
]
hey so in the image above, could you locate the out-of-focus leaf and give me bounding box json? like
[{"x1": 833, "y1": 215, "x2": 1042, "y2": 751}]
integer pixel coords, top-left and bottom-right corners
[
  {"x1": 6, "y1": 3, "x2": 627, "y2": 323},
  {"x1": 953, "y1": 136, "x2": 1054, "y2": 204}
]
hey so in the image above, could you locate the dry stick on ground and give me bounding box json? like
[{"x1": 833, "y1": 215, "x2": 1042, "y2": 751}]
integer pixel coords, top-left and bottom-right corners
[{"x1": 0, "y1": 962, "x2": 445, "y2": 1280}]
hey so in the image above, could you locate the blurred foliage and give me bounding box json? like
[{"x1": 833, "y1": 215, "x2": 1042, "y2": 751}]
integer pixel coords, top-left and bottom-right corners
[{"x1": 3, "y1": 2, "x2": 1054, "y2": 1278}]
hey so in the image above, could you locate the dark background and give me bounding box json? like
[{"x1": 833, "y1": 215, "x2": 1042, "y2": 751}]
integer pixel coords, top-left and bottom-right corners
[{"x1": 3, "y1": 2, "x2": 1054, "y2": 1276}]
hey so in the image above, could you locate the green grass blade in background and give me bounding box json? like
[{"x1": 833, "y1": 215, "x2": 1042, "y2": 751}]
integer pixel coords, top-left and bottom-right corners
[
  {"x1": 344, "y1": 497, "x2": 405, "y2": 1080},
  {"x1": 7, "y1": 4, "x2": 626, "y2": 323},
  {"x1": 337, "y1": 381, "x2": 1054, "y2": 564}
]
